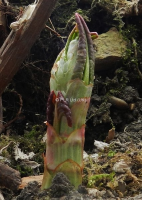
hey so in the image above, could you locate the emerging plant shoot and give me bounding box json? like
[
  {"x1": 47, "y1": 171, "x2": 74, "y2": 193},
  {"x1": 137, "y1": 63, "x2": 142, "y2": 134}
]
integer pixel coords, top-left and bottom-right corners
[{"x1": 41, "y1": 13, "x2": 98, "y2": 189}]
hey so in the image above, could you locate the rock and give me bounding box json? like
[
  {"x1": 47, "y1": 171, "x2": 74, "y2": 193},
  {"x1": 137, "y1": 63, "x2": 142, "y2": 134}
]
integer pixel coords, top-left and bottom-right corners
[
  {"x1": 67, "y1": 190, "x2": 83, "y2": 200},
  {"x1": 78, "y1": 185, "x2": 88, "y2": 194},
  {"x1": 83, "y1": 151, "x2": 98, "y2": 162},
  {"x1": 16, "y1": 181, "x2": 41, "y2": 200},
  {"x1": 117, "y1": 181, "x2": 126, "y2": 193},
  {"x1": 83, "y1": 151, "x2": 89, "y2": 161},
  {"x1": 94, "y1": 140, "x2": 109, "y2": 151},
  {"x1": 122, "y1": 194, "x2": 142, "y2": 200},
  {"x1": 112, "y1": 159, "x2": 131, "y2": 173},
  {"x1": 94, "y1": 27, "x2": 127, "y2": 71},
  {"x1": 105, "y1": 190, "x2": 115, "y2": 198},
  {"x1": 87, "y1": 188, "x2": 102, "y2": 197},
  {"x1": 49, "y1": 172, "x2": 74, "y2": 198}
]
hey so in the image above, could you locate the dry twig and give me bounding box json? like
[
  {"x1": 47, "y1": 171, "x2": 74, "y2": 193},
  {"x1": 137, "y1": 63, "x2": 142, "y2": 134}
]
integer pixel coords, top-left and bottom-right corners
[{"x1": 45, "y1": 24, "x2": 61, "y2": 37}]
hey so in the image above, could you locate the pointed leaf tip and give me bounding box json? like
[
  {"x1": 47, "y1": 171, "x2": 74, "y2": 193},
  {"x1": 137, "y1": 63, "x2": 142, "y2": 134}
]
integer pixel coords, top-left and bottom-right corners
[{"x1": 90, "y1": 32, "x2": 98, "y2": 39}]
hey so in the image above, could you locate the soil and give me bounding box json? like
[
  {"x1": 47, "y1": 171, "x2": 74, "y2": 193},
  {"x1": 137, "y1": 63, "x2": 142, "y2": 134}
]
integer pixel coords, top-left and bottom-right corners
[{"x1": 0, "y1": 0, "x2": 142, "y2": 199}]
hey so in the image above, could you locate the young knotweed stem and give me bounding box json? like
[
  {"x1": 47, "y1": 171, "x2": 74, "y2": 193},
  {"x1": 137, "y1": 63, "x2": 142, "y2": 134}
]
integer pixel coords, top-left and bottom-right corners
[{"x1": 42, "y1": 13, "x2": 98, "y2": 190}]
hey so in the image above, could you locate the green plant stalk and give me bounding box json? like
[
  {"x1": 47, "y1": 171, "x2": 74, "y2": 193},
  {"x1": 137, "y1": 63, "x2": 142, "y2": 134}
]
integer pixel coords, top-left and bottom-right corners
[{"x1": 41, "y1": 13, "x2": 98, "y2": 189}]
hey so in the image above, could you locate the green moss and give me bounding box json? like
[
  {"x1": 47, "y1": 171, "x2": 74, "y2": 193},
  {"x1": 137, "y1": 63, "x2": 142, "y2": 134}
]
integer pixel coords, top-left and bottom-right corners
[
  {"x1": 121, "y1": 25, "x2": 138, "y2": 40},
  {"x1": 120, "y1": 25, "x2": 141, "y2": 69},
  {"x1": 103, "y1": 67, "x2": 129, "y2": 99},
  {"x1": 87, "y1": 171, "x2": 115, "y2": 188},
  {"x1": 107, "y1": 150, "x2": 116, "y2": 158},
  {"x1": 115, "y1": 68, "x2": 129, "y2": 86},
  {"x1": 11, "y1": 125, "x2": 46, "y2": 165},
  {"x1": 16, "y1": 164, "x2": 33, "y2": 177},
  {"x1": 24, "y1": 125, "x2": 43, "y2": 139}
]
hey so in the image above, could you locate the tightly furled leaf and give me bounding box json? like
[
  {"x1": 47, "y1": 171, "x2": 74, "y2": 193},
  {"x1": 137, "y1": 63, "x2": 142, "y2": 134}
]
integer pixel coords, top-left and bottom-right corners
[
  {"x1": 50, "y1": 13, "x2": 98, "y2": 95},
  {"x1": 42, "y1": 13, "x2": 98, "y2": 189}
]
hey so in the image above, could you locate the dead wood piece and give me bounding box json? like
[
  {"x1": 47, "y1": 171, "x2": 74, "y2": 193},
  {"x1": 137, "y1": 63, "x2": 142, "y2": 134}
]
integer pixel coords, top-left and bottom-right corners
[
  {"x1": 19, "y1": 175, "x2": 43, "y2": 189},
  {"x1": 0, "y1": 162, "x2": 21, "y2": 191},
  {"x1": 0, "y1": 0, "x2": 58, "y2": 96},
  {"x1": 0, "y1": 141, "x2": 14, "y2": 154},
  {"x1": 45, "y1": 24, "x2": 61, "y2": 37},
  {"x1": 0, "y1": 191, "x2": 4, "y2": 200},
  {"x1": 106, "y1": 128, "x2": 115, "y2": 143},
  {"x1": 2, "y1": 0, "x2": 9, "y2": 6}
]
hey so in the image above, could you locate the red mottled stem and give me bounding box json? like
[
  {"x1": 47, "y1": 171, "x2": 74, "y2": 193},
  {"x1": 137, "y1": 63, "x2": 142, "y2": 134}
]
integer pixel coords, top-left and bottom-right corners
[
  {"x1": 57, "y1": 92, "x2": 72, "y2": 127},
  {"x1": 46, "y1": 91, "x2": 56, "y2": 125}
]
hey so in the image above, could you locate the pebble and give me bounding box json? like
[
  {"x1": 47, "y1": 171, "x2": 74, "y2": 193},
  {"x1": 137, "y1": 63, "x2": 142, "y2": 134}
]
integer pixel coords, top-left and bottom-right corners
[{"x1": 112, "y1": 159, "x2": 131, "y2": 173}]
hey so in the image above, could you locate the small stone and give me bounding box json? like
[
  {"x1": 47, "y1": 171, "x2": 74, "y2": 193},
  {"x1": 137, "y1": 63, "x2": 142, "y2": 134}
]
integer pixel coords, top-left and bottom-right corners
[
  {"x1": 105, "y1": 190, "x2": 115, "y2": 198},
  {"x1": 94, "y1": 27, "x2": 127, "y2": 71},
  {"x1": 16, "y1": 181, "x2": 40, "y2": 200},
  {"x1": 87, "y1": 188, "x2": 101, "y2": 197},
  {"x1": 117, "y1": 181, "x2": 126, "y2": 193},
  {"x1": 60, "y1": 196, "x2": 68, "y2": 200},
  {"x1": 112, "y1": 159, "x2": 131, "y2": 173},
  {"x1": 94, "y1": 140, "x2": 109, "y2": 151},
  {"x1": 83, "y1": 151, "x2": 89, "y2": 162},
  {"x1": 78, "y1": 185, "x2": 88, "y2": 194}
]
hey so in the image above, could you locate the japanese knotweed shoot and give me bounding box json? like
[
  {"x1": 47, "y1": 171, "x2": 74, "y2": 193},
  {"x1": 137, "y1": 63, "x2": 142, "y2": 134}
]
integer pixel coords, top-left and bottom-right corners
[{"x1": 41, "y1": 13, "x2": 98, "y2": 189}]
